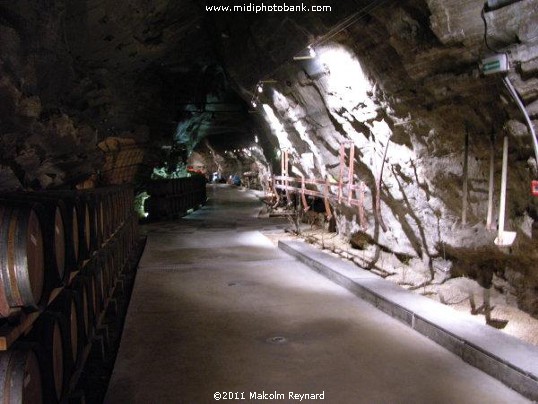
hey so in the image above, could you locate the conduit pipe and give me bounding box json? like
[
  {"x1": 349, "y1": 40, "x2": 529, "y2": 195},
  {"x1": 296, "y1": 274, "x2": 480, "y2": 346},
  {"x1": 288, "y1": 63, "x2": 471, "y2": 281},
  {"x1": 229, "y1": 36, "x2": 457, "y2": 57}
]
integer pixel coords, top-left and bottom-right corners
[
  {"x1": 376, "y1": 140, "x2": 389, "y2": 233},
  {"x1": 491, "y1": 76, "x2": 538, "y2": 246},
  {"x1": 503, "y1": 76, "x2": 538, "y2": 166},
  {"x1": 462, "y1": 129, "x2": 469, "y2": 225},
  {"x1": 486, "y1": 133, "x2": 495, "y2": 230},
  {"x1": 494, "y1": 135, "x2": 517, "y2": 247}
]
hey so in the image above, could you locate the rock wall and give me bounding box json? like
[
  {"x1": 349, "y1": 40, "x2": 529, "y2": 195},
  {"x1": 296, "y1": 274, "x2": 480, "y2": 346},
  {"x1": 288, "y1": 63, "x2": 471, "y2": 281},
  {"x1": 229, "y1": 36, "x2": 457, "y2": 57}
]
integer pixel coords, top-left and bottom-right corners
[
  {"x1": 220, "y1": 0, "x2": 538, "y2": 316},
  {"x1": 0, "y1": 1, "x2": 96, "y2": 188},
  {"x1": 0, "y1": 0, "x2": 205, "y2": 189},
  {"x1": 197, "y1": 140, "x2": 271, "y2": 190}
]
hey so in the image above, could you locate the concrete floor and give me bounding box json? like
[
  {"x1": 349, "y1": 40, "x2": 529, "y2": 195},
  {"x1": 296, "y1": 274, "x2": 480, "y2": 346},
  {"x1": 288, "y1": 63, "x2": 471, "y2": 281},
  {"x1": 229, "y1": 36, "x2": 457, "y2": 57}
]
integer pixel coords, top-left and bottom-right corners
[{"x1": 106, "y1": 185, "x2": 529, "y2": 404}]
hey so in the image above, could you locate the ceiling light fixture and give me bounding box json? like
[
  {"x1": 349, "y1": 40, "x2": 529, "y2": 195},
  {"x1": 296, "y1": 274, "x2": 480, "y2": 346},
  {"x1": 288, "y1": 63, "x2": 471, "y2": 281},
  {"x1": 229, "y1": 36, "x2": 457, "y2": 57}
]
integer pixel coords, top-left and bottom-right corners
[{"x1": 293, "y1": 45, "x2": 317, "y2": 61}]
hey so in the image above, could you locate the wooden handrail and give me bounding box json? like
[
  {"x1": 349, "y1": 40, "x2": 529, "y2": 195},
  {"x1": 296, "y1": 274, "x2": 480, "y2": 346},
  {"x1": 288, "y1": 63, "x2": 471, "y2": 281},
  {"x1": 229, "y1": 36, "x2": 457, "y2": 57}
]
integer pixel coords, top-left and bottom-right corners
[
  {"x1": 272, "y1": 173, "x2": 370, "y2": 222},
  {"x1": 271, "y1": 141, "x2": 369, "y2": 225}
]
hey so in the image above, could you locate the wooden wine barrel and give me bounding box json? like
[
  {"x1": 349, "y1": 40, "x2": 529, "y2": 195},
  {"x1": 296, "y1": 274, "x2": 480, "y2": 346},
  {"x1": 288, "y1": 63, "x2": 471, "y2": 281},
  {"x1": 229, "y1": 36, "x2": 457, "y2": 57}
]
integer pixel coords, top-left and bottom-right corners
[
  {"x1": 0, "y1": 203, "x2": 45, "y2": 313},
  {"x1": 6, "y1": 192, "x2": 80, "y2": 272},
  {"x1": 146, "y1": 179, "x2": 163, "y2": 196},
  {"x1": 97, "y1": 198, "x2": 105, "y2": 243},
  {"x1": 114, "y1": 230, "x2": 125, "y2": 275},
  {"x1": 109, "y1": 242, "x2": 120, "y2": 282},
  {"x1": 108, "y1": 247, "x2": 117, "y2": 285},
  {"x1": 171, "y1": 178, "x2": 179, "y2": 194},
  {"x1": 40, "y1": 203, "x2": 66, "y2": 285},
  {"x1": 129, "y1": 214, "x2": 138, "y2": 251},
  {"x1": 116, "y1": 190, "x2": 124, "y2": 224},
  {"x1": 107, "y1": 247, "x2": 117, "y2": 296},
  {"x1": 33, "y1": 191, "x2": 91, "y2": 263},
  {"x1": 68, "y1": 297, "x2": 79, "y2": 364},
  {"x1": 105, "y1": 191, "x2": 117, "y2": 238},
  {"x1": 89, "y1": 273, "x2": 101, "y2": 322},
  {"x1": 95, "y1": 250, "x2": 109, "y2": 302},
  {"x1": 81, "y1": 260, "x2": 104, "y2": 323},
  {"x1": 0, "y1": 274, "x2": 12, "y2": 318},
  {"x1": 96, "y1": 191, "x2": 110, "y2": 241},
  {"x1": 106, "y1": 188, "x2": 119, "y2": 235},
  {"x1": 145, "y1": 177, "x2": 207, "y2": 219},
  {"x1": 105, "y1": 185, "x2": 134, "y2": 236},
  {"x1": 71, "y1": 276, "x2": 94, "y2": 337},
  {"x1": 109, "y1": 192, "x2": 118, "y2": 234},
  {"x1": 53, "y1": 199, "x2": 79, "y2": 268},
  {"x1": 78, "y1": 191, "x2": 105, "y2": 252},
  {"x1": 122, "y1": 186, "x2": 134, "y2": 221},
  {"x1": 26, "y1": 312, "x2": 72, "y2": 403},
  {"x1": 0, "y1": 349, "x2": 43, "y2": 404},
  {"x1": 81, "y1": 200, "x2": 91, "y2": 257},
  {"x1": 123, "y1": 229, "x2": 130, "y2": 263},
  {"x1": 146, "y1": 196, "x2": 176, "y2": 219},
  {"x1": 57, "y1": 201, "x2": 80, "y2": 269},
  {"x1": 49, "y1": 290, "x2": 84, "y2": 365},
  {"x1": 94, "y1": 263, "x2": 106, "y2": 316},
  {"x1": 120, "y1": 185, "x2": 133, "y2": 224},
  {"x1": 0, "y1": 197, "x2": 66, "y2": 290},
  {"x1": 108, "y1": 191, "x2": 118, "y2": 237}
]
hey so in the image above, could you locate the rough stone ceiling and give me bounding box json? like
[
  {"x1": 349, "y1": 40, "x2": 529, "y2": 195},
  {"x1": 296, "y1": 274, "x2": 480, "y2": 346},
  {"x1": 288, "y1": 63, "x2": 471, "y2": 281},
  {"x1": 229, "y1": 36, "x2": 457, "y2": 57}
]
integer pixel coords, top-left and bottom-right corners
[
  {"x1": 62, "y1": 0, "x2": 224, "y2": 140},
  {"x1": 59, "y1": 0, "x2": 382, "y2": 147},
  {"x1": 0, "y1": 0, "x2": 413, "y2": 158},
  {"x1": 1, "y1": 0, "x2": 537, "y2": 186},
  {"x1": 65, "y1": 0, "x2": 210, "y2": 73}
]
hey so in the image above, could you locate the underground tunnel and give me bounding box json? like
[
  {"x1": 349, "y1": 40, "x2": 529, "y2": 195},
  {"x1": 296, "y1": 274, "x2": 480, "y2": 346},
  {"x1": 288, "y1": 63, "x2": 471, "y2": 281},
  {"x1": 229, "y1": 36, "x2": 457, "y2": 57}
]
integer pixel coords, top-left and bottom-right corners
[{"x1": 0, "y1": 0, "x2": 538, "y2": 402}]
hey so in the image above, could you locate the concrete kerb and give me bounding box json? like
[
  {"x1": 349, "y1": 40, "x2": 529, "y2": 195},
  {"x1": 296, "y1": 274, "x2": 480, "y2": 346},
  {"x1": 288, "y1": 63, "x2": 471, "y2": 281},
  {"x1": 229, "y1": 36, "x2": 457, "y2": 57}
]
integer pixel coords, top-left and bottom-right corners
[{"x1": 278, "y1": 239, "x2": 538, "y2": 401}]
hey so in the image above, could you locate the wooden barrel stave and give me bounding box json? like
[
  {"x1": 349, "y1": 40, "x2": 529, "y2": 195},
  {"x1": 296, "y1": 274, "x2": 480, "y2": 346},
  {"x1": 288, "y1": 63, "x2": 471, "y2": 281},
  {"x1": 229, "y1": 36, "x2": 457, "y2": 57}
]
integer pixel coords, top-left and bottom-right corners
[
  {"x1": 5, "y1": 193, "x2": 80, "y2": 271},
  {"x1": 81, "y1": 260, "x2": 104, "y2": 324},
  {"x1": 68, "y1": 278, "x2": 91, "y2": 345},
  {"x1": 48, "y1": 290, "x2": 83, "y2": 366},
  {"x1": 25, "y1": 312, "x2": 72, "y2": 404},
  {"x1": 0, "y1": 203, "x2": 44, "y2": 311},
  {"x1": 79, "y1": 193, "x2": 102, "y2": 253},
  {"x1": 2, "y1": 199, "x2": 67, "y2": 296},
  {"x1": 0, "y1": 349, "x2": 43, "y2": 404},
  {"x1": 0, "y1": 184, "x2": 139, "y2": 403},
  {"x1": 29, "y1": 191, "x2": 91, "y2": 263}
]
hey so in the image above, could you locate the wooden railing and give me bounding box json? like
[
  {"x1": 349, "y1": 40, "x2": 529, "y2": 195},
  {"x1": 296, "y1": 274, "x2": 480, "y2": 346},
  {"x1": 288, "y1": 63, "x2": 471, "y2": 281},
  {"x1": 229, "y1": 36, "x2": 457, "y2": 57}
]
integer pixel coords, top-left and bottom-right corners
[
  {"x1": 271, "y1": 142, "x2": 379, "y2": 229},
  {"x1": 271, "y1": 174, "x2": 368, "y2": 229}
]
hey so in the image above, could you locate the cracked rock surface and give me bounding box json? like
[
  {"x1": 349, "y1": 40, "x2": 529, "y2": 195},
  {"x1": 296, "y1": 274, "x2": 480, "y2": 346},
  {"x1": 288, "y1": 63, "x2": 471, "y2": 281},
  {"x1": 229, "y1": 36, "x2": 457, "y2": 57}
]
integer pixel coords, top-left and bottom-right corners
[{"x1": 1, "y1": 1, "x2": 538, "y2": 318}]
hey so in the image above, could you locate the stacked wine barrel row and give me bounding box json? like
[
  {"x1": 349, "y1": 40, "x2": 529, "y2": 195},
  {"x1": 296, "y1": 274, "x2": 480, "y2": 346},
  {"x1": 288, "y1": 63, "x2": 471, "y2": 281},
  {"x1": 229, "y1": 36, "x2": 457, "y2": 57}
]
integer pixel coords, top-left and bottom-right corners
[
  {"x1": 145, "y1": 175, "x2": 207, "y2": 219},
  {"x1": 0, "y1": 186, "x2": 139, "y2": 403}
]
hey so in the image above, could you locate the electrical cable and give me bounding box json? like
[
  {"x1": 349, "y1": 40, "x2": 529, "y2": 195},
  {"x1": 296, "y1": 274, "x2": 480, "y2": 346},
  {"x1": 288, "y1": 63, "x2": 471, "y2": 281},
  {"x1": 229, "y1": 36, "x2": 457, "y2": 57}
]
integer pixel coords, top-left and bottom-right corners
[
  {"x1": 480, "y1": 4, "x2": 505, "y2": 54},
  {"x1": 258, "y1": 0, "x2": 391, "y2": 84},
  {"x1": 315, "y1": 0, "x2": 391, "y2": 47}
]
